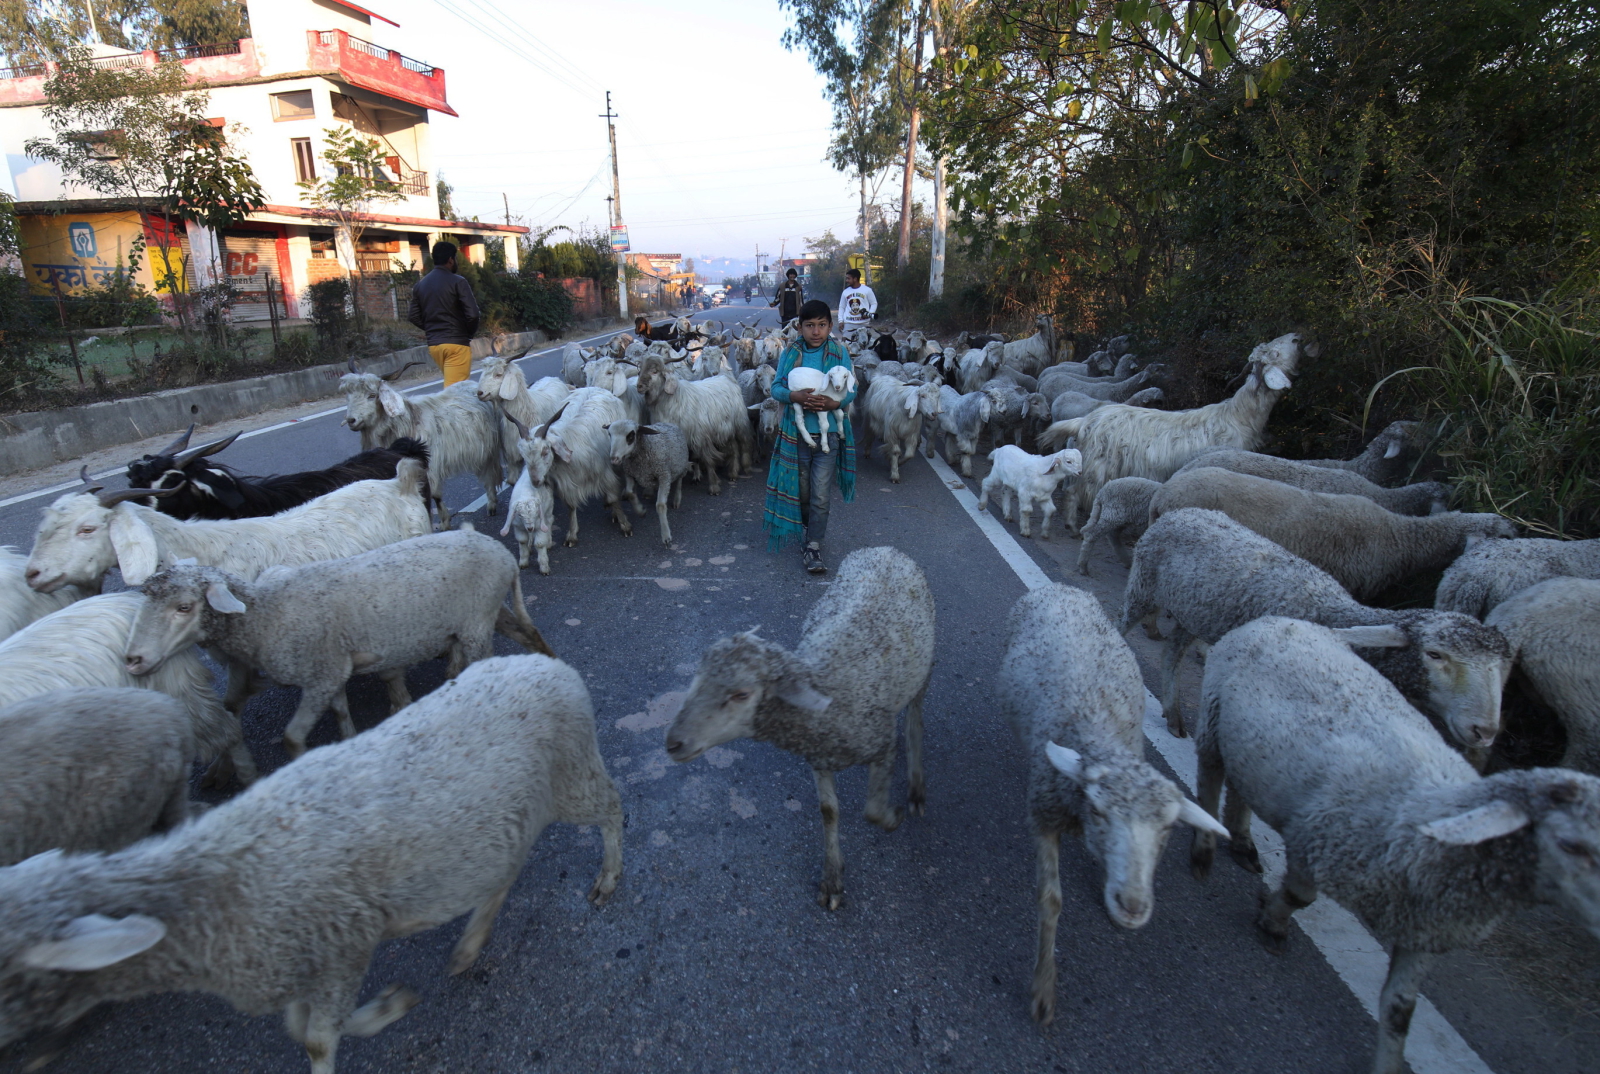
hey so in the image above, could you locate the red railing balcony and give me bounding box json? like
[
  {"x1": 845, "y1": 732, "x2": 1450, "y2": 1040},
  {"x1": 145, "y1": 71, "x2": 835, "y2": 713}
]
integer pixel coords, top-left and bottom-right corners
[{"x1": 307, "y1": 30, "x2": 455, "y2": 117}]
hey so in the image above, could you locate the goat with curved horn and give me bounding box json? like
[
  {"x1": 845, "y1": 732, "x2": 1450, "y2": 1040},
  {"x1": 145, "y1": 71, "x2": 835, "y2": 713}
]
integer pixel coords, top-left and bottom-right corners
[
  {"x1": 153, "y1": 423, "x2": 196, "y2": 457},
  {"x1": 170, "y1": 431, "x2": 241, "y2": 470},
  {"x1": 379, "y1": 360, "x2": 424, "y2": 383},
  {"x1": 507, "y1": 413, "x2": 531, "y2": 441},
  {"x1": 535, "y1": 399, "x2": 571, "y2": 441},
  {"x1": 95, "y1": 483, "x2": 185, "y2": 508},
  {"x1": 347, "y1": 358, "x2": 362, "y2": 374}
]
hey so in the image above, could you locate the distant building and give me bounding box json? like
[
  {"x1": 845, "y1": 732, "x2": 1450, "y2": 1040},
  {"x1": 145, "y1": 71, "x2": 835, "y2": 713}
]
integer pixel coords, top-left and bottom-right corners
[{"x1": 0, "y1": 0, "x2": 526, "y2": 320}]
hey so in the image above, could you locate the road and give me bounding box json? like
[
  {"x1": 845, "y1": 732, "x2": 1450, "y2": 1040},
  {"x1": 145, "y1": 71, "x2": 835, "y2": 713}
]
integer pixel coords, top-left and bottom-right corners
[{"x1": 0, "y1": 303, "x2": 1592, "y2": 1074}]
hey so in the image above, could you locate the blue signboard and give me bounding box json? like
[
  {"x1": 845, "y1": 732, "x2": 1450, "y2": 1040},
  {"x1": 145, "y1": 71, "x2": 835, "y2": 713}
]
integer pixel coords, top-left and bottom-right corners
[
  {"x1": 609, "y1": 224, "x2": 630, "y2": 253},
  {"x1": 68, "y1": 222, "x2": 97, "y2": 259}
]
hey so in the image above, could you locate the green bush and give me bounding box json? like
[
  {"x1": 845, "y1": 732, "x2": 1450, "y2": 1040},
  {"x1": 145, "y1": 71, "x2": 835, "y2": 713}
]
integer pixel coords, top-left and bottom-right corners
[
  {"x1": 306, "y1": 277, "x2": 353, "y2": 353},
  {"x1": 0, "y1": 271, "x2": 55, "y2": 403}
]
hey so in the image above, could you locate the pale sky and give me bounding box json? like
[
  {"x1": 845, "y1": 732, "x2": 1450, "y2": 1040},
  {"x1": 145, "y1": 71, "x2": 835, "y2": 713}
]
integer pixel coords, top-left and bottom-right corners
[{"x1": 371, "y1": 0, "x2": 868, "y2": 263}]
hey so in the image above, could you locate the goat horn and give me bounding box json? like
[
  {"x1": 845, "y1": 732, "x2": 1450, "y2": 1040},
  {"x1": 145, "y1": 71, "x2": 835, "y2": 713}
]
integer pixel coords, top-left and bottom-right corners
[
  {"x1": 171, "y1": 430, "x2": 241, "y2": 469},
  {"x1": 79, "y1": 465, "x2": 103, "y2": 493},
  {"x1": 535, "y1": 399, "x2": 571, "y2": 440},
  {"x1": 96, "y1": 483, "x2": 184, "y2": 508},
  {"x1": 152, "y1": 423, "x2": 195, "y2": 457},
  {"x1": 379, "y1": 360, "x2": 424, "y2": 383},
  {"x1": 347, "y1": 358, "x2": 362, "y2": 374},
  {"x1": 507, "y1": 412, "x2": 531, "y2": 440}
]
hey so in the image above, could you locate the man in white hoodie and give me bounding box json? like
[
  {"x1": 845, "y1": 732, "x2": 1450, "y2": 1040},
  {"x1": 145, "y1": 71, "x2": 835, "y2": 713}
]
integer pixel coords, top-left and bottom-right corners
[{"x1": 838, "y1": 268, "x2": 877, "y2": 337}]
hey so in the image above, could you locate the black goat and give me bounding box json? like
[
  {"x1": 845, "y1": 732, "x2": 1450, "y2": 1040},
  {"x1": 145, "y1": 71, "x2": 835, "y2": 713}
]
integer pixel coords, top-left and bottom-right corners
[
  {"x1": 871, "y1": 332, "x2": 899, "y2": 363},
  {"x1": 126, "y1": 425, "x2": 431, "y2": 520}
]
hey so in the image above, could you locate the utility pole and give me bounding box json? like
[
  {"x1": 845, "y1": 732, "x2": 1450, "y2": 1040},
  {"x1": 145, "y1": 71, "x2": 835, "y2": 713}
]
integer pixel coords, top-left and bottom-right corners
[
  {"x1": 602, "y1": 92, "x2": 628, "y2": 319},
  {"x1": 502, "y1": 192, "x2": 510, "y2": 226}
]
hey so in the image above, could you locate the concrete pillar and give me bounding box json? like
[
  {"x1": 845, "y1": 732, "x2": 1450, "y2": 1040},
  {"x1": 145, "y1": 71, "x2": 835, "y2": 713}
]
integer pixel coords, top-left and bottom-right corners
[
  {"x1": 464, "y1": 240, "x2": 485, "y2": 266},
  {"x1": 502, "y1": 234, "x2": 519, "y2": 272},
  {"x1": 333, "y1": 224, "x2": 357, "y2": 273},
  {"x1": 284, "y1": 228, "x2": 313, "y2": 318}
]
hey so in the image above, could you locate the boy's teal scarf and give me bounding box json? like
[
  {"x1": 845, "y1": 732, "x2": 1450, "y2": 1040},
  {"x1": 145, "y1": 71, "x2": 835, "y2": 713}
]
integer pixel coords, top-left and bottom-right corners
[{"x1": 763, "y1": 339, "x2": 857, "y2": 552}]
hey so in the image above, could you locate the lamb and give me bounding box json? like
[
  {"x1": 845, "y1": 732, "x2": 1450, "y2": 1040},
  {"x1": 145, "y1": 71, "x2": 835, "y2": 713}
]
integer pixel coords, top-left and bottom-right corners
[
  {"x1": 1037, "y1": 333, "x2": 1311, "y2": 534},
  {"x1": 1036, "y1": 365, "x2": 1162, "y2": 403},
  {"x1": 1302, "y1": 419, "x2": 1429, "y2": 486},
  {"x1": 0, "y1": 688, "x2": 193, "y2": 867},
  {"x1": 1075, "y1": 477, "x2": 1161, "y2": 574},
  {"x1": 958, "y1": 340, "x2": 1004, "y2": 392},
  {"x1": 932, "y1": 384, "x2": 995, "y2": 476},
  {"x1": 1191, "y1": 615, "x2": 1600, "y2": 1074},
  {"x1": 634, "y1": 356, "x2": 751, "y2": 494},
  {"x1": 338, "y1": 370, "x2": 502, "y2": 526},
  {"x1": 1172, "y1": 448, "x2": 1450, "y2": 515},
  {"x1": 861, "y1": 377, "x2": 942, "y2": 482},
  {"x1": 1122, "y1": 508, "x2": 1513, "y2": 746},
  {"x1": 504, "y1": 464, "x2": 556, "y2": 576},
  {"x1": 604, "y1": 419, "x2": 691, "y2": 546},
  {"x1": 978, "y1": 446, "x2": 1084, "y2": 539},
  {"x1": 1000, "y1": 314, "x2": 1058, "y2": 376},
  {"x1": 1487, "y1": 578, "x2": 1600, "y2": 775},
  {"x1": 1148, "y1": 467, "x2": 1518, "y2": 602},
  {"x1": 665, "y1": 547, "x2": 935, "y2": 910},
  {"x1": 0, "y1": 653, "x2": 622, "y2": 1074},
  {"x1": 1051, "y1": 386, "x2": 1164, "y2": 423},
  {"x1": 0, "y1": 592, "x2": 251, "y2": 785},
  {"x1": 997, "y1": 585, "x2": 1225, "y2": 1025},
  {"x1": 786, "y1": 364, "x2": 857, "y2": 453},
  {"x1": 1436, "y1": 536, "x2": 1600, "y2": 618},
  {"x1": 0, "y1": 546, "x2": 80, "y2": 640},
  {"x1": 513, "y1": 388, "x2": 633, "y2": 546},
  {"x1": 25, "y1": 462, "x2": 432, "y2": 592},
  {"x1": 125, "y1": 531, "x2": 553, "y2": 759}
]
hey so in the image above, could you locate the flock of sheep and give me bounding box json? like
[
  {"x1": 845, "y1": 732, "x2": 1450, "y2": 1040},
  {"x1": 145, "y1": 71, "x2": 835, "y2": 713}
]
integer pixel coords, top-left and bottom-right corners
[{"x1": 0, "y1": 311, "x2": 1595, "y2": 1074}]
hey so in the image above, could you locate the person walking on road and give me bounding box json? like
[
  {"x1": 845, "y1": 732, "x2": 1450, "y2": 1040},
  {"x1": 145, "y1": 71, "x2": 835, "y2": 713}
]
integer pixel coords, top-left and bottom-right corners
[
  {"x1": 838, "y1": 267, "x2": 877, "y2": 335},
  {"x1": 764, "y1": 299, "x2": 856, "y2": 573},
  {"x1": 770, "y1": 268, "x2": 804, "y2": 326},
  {"x1": 406, "y1": 240, "x2": 479, "y2": 387}
]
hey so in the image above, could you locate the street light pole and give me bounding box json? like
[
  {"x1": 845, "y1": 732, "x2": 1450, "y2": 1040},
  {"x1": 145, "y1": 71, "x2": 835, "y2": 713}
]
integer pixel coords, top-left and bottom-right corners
[{"x1": 602, "y1": 92, "x2": 628, "y2": 319}]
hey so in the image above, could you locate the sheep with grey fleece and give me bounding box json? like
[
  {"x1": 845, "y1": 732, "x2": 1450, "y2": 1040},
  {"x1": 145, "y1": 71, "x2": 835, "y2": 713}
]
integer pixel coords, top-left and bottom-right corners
[
  {"x1": 1435, "y1": 536, "x2": 1600, "y2": 618},
  {"x1": 1051, "y1": 386, "x2": 1164, "y2": 423},
  {"x1": 998, "y1": 585, "x2": 1226, "y2": 1025},
  {"x1": 984, "y1": 381, "x2": 1035, "y2": 448},
  {"x1": 0, "y1": 688, "x2": 193, "y2": 867},
  {"x1": 1487, "y1": 578, "x2": 1600, "y2": 776},
  {"x1": 1191, "y1": 614, "x2": 1600, "y2": 1074},
  {"x1": 932, "y1": 383, "x2": 998, "y2": 476},
  {"x1": 1075, "y1": 477, "x2": 1161, "y2": 575},
  {"x1": 604, "y1": 419, "x2": 691, "y2": 546},
  {"x1": 1121, "y1": 508, "x2": 1512, "y2": 748},
  {"x1": 0, "y1": 546, "x2": 80, "y2": 641},
  {"x1": 0, "y1": 653, "x2": 623, "y2": 1074},
  {"x1": 125, "y1": 530, "x2": 554, "y2": 759},
  {"x1": 1173, "y1": 448, "x2": 1450, "y2": 515},
  {"x1": 862, "y1": 377, "x2": 942, "y2": 483},
  {"x1": 665, "y1": 547, "x2": 935, "y2": 910},
  {"x1": 1148, "y1": 467, "x2": 1517, "y2": 602},
  {"x1": 958, "y1": 341, "x2": 1005, "y2": 393},
  {"x1": 1301, "y1": 419, "x2": 1428, "y2": 486},
  {"x1": 1037, "y1": 365, "x2": 1163, "y2": 403},
  {"x1": 0, "y1": 592, "x2": 250, "y2": 786}
]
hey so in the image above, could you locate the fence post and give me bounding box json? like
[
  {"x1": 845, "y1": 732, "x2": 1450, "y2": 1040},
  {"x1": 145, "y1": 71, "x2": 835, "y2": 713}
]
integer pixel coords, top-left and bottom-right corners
[
  {"x1": 49, "y1": 275, "x2": 83, "y2": 385},
  {"x1": 264, "y1": 269, "x2": 282, "y2": 348}
]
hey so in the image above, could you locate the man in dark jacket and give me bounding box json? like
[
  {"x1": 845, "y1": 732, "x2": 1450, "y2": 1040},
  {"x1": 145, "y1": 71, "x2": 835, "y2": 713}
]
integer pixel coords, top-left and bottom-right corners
[
  {"x1": 769, "y1": 268, "x2": 803, "y2": 325},
  {"x1": 407, "y1": 240, "x2": 480, "y2": 386}
]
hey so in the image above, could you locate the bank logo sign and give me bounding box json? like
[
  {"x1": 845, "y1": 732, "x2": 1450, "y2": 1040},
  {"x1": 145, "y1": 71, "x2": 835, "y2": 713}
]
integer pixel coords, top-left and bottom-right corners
[{"x1": 68, "y1": 222, "x2": 97, "y2": 259}]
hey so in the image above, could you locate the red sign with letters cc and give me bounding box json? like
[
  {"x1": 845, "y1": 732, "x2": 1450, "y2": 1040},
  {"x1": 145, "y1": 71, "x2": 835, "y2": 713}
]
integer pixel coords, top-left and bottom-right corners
[{"x1": 224, "y1": 252, "x2": 260, "y2": 277}]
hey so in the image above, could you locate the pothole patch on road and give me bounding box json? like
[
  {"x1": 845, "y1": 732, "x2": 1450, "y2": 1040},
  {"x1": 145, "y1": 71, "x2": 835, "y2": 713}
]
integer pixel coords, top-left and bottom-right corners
[
  {"x1": 703, "y1": 747, "x2": 742, "y2": 768},
  {"x1": 730, "y1": 788, "x2": 757, "y2": 818},
  {"x1": 709, "y1": 554, "x2": 736, "y2": 565},
  {"x1": 616, "y1": 690, "x2": 685, "y2": 733},
  {"x1": 655, "y1": 577, "x2": 690, "y2": 591}
]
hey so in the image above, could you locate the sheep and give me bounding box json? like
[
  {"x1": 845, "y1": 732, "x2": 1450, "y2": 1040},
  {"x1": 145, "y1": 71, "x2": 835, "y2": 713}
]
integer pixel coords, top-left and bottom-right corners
[
  {"x1": 1036, "y1": 333, "x2": 1312, "y2": 534},
  {"x1": 1121, "y1": 508, "x2": 1513, "y2": 746},
  {"x1": 1487, "y1": 578, "x2": 1600, "y2": 775},
  {"x1": 1190, "y1": 614, "x2": 1600, "y2": 1074},
  {"x1": 1, "y1": 546, "x2": 80, "y2": 640},
  {"x1": 25, "y1": 462, "x2": 432, "y2": 592},
  {"x1": 665, "y1": 547, "x2": 934, "y2": 910},
  {"x1": 561, "y1": 341, "x2": 595, "y2": 387},
  {"x1": 634, "y1": 355, "x2": 752, "y2": 494},
  {"x1": 1001, "y1": 314, "x2": 1058, "y2": 376},
  {"x1": 1051, "y1": 386, "x2": 1164, "y2": 423},
  {"x1": 1173, "y1": 448, "x2": 1450, "y2": 515},
  {"x1": 604, "y1": 419, "x2": 691, "y2": 546},
  {"x1": 984, "y1": 381, "x2": 1035, "y2": 448},
  {"x1": 476, "y1": 357, "x2": 570, "y2": 478},
  {"x1": 748, "y1": 397, "x2": 783, "y2": 460},
  {"x1": 504, "y1": 464, "x2": 556, "y2": 576},
  {"x1": 958, "y1": 340, "x2": 1004, "y2": 392},
  {"x1": 1148, "y1": 467, "x2": 1518, "y2": 602},
  {"x1": 0, "y1": 592, "x2": 251, "y2": 785},
  {"x1": 1037, "y1": 364, "x2": 1163, "y2": 403},
  {"x1": 0, "y1": 652, "x2": 622, "y2": 1074},
  {"x1": 126, "y1": 531, "x2": 553, "y2": 760},
  {"x1": 991, "y1": 366, "x2": 1038, "y2": 393},
  {"x1": 1302, "y1": 419, "x2": 1429, "y2": 486},
  {"x1": 997, "y1": 585, "x2": 1226, "y2": 1025},
  {"x1": 0, "y1": 688, "x2": 194, "y2": 867},
  {"x1": 899, "y1": 329, "x2": 926, "y2": 364},
  {"x1": 338, "y1": 370, "x2": 502, "y2": 526},
  {"x1": 1075, "y1": 477, "x2": 1161, "y2": 574},
  {"x1": 932, "y1": 384, "x2": 995, "y2": 476},
  {"x1": 861, "y1": 377, "x2": 942, "y2": 483},
  {"x1": 738, "y1": 363, "x2": 776, "y2": 408},
  {"x1": 978, "y1": 446, "x2": 1084, "y2": 540},
  {"x1": 1436, "y1": 536, "x2": 1600, "y2": 618},
  {"x1": 688, "y1": 344, "x2": 730, "y2": 380},
  {"x1": 786, "y1": 364, "x2": 856, "y2": 454}
]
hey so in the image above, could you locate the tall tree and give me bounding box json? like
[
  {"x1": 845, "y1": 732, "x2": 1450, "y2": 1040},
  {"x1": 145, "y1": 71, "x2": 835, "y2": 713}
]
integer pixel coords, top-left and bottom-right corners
[
  {"x1": 298, "y1": 126, "x2": 405, "y2": 272},
  {"x1": 0, "y1": 0, "x2": 248, "y2": 68}
]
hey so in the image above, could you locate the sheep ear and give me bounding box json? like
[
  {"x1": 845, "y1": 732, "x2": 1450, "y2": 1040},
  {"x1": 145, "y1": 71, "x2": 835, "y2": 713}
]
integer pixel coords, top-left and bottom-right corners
[
  {"x1": 108, "y1": 507, "x2": 162, "y2": 585},
  {"x1": 1332, "y1": 624, "x2": 1408, "y2": 649},
  {"x1": 378, "y1": 385, "x2": 407, "y2": 417},
  {"x1": 979, "y1": 398, "x2": 991, "y2": 422},
  {"x1": 748, "y1": 402, "x2": 762, "y2": 411},
  {"x1": 1263, "y1": 366, "x2": 1292, "y2": 390},
  {"x1": 550, "y1": 434, "x2": 576, "y2": 463},
  {"x1": 22, "y1": 914, "x2": 167, "y2": 972},
  {"x1": 205, "y1": 580, "x2": 246, "y2": 614},
  {"x1": 498, "y1": 374, "x2": 521, "y2": 402},
  {"x1": 639, "y1": 425, "x2": 661, "y2": 436},
  {"x1": 1383, "y1": 439, "x2": 1404, "y2": 459},
  {"x1": 611, "y1": 372, "x2": 627, "y2": 397},
  {"x1": 1420, "y1": 799, "x2": 1530, "y2": 845},
  {"x1": 774, "y1": 677, "x2": 831, "y2": 713},
  {"x1": 904, "y1": 392, "x2": 918, "y2": 415},
  {"x1": 1045, "y1": 742, "x2": 1083, "y2": 781},
  {"x1": 663, "y1": 376, "x2": 678, "y2": 395},
  {"x1": 1178, "y1": 798, "x2": 1230, "y2": 837}
]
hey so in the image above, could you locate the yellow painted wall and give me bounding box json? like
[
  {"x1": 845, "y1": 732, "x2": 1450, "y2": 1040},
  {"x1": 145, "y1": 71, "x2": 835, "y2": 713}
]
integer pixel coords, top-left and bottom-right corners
[{"x1": 17, "y1": 211, "x2": 188, "y2": 296}]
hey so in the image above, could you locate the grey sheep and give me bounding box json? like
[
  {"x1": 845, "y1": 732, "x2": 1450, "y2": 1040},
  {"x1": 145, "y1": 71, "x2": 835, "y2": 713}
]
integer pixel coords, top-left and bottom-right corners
[
  {"x1": 984, "y1": 380, "x2": 1035, "y2": 448},
  {"x1": 1121, "y1": 508, "x2": 1512, "y2": 747},
  {"x1": 604, "y1": 419, "x2": 691, "y2": 546},
  {"x1": 1050, "y1": 386, "x2": 1164, "y2": 423},
  {"x1": 1075, "y1": 476, "x2": 1161, "y2": 575},
  {"x1": 1301, "y1": 419, "x2": 1428, "y2": 487},
  {"x1": 997, "y1": 586, "x2": 1224, "y2": 1025},
  {"x1": 1192, "y1": 615, "x2": 1600, "y2": 1074},
  {"x1": 1173, "y1": 448, "x2": 1450, "y2": 515},
  {"x1": 0, "y1": 688, "x2": 193, "y2": 867},
  {"x1": 1436, "y1": 536, "x2": 1600, "y2": 618},
  {"x1": 665, "y1": 547, "x2": 935, "y2": 909},
  {"x1": 125, "y1": 531, "x2": 554, "y2": 759},
  {"x1": 1037, "y1": 365, "x2": 1163, "y2": 403},
  {"x1": 0, "y1": 653, "x2": 623, "y2": 1074},
  {"x1": 1488, "y1": 578, "x2": 1600, "y2": 775},
  {"x1": 1148, "y1": 467, "x2": 1517, "y2": 602},
  {"x1": 932, "y1": 384, "x2": 997, "y2": 476}
]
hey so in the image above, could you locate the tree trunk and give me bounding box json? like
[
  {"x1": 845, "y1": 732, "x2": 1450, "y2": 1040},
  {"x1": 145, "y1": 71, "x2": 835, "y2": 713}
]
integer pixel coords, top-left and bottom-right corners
[
  {"x1": 929, "y1": 154, "x2": 946, "y2": 298},
  {"x1": 895, "y1": 5, "x2": 925, "y2": 271},
  {"x1": 860, "y1": 172, "x2": 871, "y2": 285}
]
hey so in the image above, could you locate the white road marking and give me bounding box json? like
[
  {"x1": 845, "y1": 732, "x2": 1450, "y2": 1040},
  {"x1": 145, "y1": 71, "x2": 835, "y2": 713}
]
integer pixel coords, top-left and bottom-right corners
[{"x1": 926, "y1": 453, "x2": 1495, "y2": 1074}]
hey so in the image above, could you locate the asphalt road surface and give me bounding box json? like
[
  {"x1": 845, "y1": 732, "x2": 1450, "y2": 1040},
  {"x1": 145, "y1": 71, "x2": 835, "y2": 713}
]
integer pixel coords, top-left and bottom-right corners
[{"x1": 0, "y1": 303, "x2": 1593, "y2": 1074}]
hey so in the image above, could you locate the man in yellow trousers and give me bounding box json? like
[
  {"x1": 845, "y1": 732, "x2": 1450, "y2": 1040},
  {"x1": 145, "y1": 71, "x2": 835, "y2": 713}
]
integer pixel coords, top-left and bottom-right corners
[{"x1": 406, "y1": 240, "x2": 480, "y2": 386}]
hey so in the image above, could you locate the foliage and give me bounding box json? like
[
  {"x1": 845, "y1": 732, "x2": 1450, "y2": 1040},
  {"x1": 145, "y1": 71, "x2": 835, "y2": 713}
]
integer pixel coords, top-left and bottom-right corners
[
  {"x1": 165, "y1": 125, "x2": 265, "y2": 234},
  {"x1": 523, "y1": 226, "x2": 616, "y2": 283},
  {"x1": 0, "y1": 270, "x2": 53, "y2": 401},
  {"x1": 436, "y1": 172, "x2": 457, "y2": 221},
  {"x1": 297, "y1": 126, "x2": 405, "y2": 261},
  {"x1": 305, "y1": 277, "x2": 353, "y2": 353},
  {"x1": 0, "y1": 0, "x2": 249, "y2": 67},
  {"x1": 0, "y1": 192, "x2": 18, "y2": 258},
  {"x1": 452, "y1": 261, "x2": 576, "y2": 339}
]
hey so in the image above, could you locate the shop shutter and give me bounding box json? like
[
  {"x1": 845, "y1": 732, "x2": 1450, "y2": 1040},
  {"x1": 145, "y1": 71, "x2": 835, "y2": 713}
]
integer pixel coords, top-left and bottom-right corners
[{"x1": 219, "y1": 233, "x2": 284, "y2": 322}]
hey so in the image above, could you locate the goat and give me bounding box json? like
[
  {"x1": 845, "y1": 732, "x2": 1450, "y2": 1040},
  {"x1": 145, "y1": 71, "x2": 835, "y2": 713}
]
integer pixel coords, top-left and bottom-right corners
[{"x1": 634, "y1": 356, "x2": 751, "y2": 495}]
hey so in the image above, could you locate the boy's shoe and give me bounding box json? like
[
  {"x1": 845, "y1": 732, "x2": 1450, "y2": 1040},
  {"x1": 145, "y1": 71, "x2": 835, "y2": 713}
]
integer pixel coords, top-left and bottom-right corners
[{"x1": 802, "y1": 542, "x2": 826, "y2": 574}]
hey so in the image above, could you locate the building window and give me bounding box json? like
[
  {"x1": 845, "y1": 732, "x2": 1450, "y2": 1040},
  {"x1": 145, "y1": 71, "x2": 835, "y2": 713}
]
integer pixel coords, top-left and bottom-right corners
[
  {"x1": 272, "y1": 90, "x2": 315, "y2": 121},
  {"x1": 292, "y1": 138, "x2": 316, "y2": 183}
]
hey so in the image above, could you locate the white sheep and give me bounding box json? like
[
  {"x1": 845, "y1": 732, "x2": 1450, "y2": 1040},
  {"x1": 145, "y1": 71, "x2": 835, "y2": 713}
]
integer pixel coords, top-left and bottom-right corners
[
  {"x1": 1435, "y1": 536, "x2": 1600, "y2": 618},
  {"x1": 1037, "y1": 365, "x2": 1162, "y2": 403},
  {"x1": 861, "y1": 377, "x2": 942, "y2": 483},
  {"x1": 503, "y1": 466, "x2": 555, "y2": 575},
  {"x1": 1172, "y1": 448, "x2": 1450, "y2": 515},
  {"x1": 978, "y1": 445, "x2": 1084, "y2": 539},
  {"x1": 1075, "y1": 477, "x2": 1161, "y2": 575},
  {"x1": 997, "y1": 585, "x2": 1224, "y2": 1024},
  {"x1": 0, "y1": 688, "x2": 193, "y2": 866},
  {"x1": 958, "y1": 340, "x2": 1004, "y2": 392},
  {"x1": 0, "y1": 653, "x2": 622, "y2": 1074},
  {"x1": 1487, "y1": 578, "x2": 1600, "y2": 775},
  {"x1": 514, "y1": 388, "x2": 633, "y2": 547},
  {"x1": 1192, "y1": 615, "x2": 1600, "y2": 1074},
  {"x1": 0, "y1": 546, "x2": 80, "y2": 640},
  {"x1": 561, "y1": 341, "x2": 596, "y2": 387},
  {"x1": 933, "y1": 384, "x2": 996, "y2": 476},
  {"x1": 785, "y1": 364, "x2": 856, "y2": 453},
  {"x1": 665, "y1": 547, "x2": 935, "y2": 910},
  {"x1": 634, "y1": 356, "x2": 751, "y2": 494}
]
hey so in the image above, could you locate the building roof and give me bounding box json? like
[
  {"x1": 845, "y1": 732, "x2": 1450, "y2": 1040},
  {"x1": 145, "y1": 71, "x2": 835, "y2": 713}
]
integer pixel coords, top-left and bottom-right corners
[
  {"x1": 328, "y1": 0, "x2": 401, "y2": 28},
  {"x1": 12, "y1": 199, "x2": 528, "y2": 236}
]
